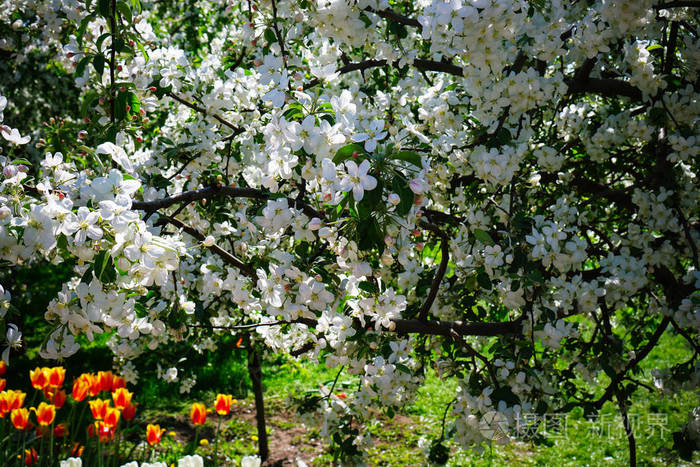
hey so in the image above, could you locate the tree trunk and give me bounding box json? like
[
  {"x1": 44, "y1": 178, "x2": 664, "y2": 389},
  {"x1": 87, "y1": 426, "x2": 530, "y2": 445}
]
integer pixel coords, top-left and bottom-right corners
[{"x1": 247, "y1": 345, "x2": 269, "y2": 461}]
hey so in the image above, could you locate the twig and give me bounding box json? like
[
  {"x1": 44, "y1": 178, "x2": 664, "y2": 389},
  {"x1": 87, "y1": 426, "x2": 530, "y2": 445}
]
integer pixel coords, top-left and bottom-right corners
[
  {"x1": 158, "y1": 213, "x2": 256, "y2": 279},
  {"x1": 418, "y1": 221, "x2": 450, "y2": 320},
  {"x1": 166, "y1": 92, "x2": 244, "y2": 135}
]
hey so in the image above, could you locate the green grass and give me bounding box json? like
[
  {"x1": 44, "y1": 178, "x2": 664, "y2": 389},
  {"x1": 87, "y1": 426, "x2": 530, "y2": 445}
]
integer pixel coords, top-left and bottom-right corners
[{"x1": 249, "y1": 331, "x2": 696, "y2": 466}]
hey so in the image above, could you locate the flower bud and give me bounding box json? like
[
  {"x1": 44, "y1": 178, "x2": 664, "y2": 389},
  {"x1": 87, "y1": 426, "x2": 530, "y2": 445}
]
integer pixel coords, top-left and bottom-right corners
[
  {"x1": 380, "y1": 252, "x2": 394, "y2": 266},
  {"x1": 202, "y1": 235, "x2": 215, "y2": 247},
  {"x1": 309, "y1": 217, "x2": 322, "y2": 231},
  {"x1": 387, "y1": 193, "x2": 400, "y2": 206},
  {"x1": 3, "y1": 165, "x2": 17, "y2": 178},
  {"x1": 117, "y1": 257, "x2": 130, "y2": 271},
  {"x1": 0, "y1": 206, "x2": 11, "y2": 220}
]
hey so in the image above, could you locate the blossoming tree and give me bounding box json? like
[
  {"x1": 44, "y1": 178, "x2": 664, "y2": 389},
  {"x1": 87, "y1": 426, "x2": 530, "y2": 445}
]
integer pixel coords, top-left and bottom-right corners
[{"x1": 0, "y1": 0, "x2": 698, "y2": 464}]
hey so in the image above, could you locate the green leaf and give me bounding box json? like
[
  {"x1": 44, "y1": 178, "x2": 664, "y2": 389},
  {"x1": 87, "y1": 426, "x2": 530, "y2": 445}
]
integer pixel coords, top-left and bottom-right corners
[
  {"x1": 264, "y1": 28, "x2": 276, "y2": 44},
  {"x1": 113, "y1": 37, "x2": 126, "y2": 53},
  {"x1": 388, "y1": 21, "x2": 408, "y2": 39},
  {"x1": 491, "y1": 386, "x2": 520, "y2": 406},
  {"x1": 77, "y1": 14, "x2": 96, "y2": 45},
  {"x1": 357, "y1": 217, "x2": 383, "y2": 252},
  {"x1": 333, "y1": 143, "x2": 365, "y2": 164},
  {"x1": 92, "y1": 54, "x2": 105, "y2": 75},
  {"x1": 80, "y1": 91, "x2": 100, "y2": 118},
  {"x1": 136, "y1": 39, "x2": 149, "y2": 62},
  {"x1": 94, "y1": 250, "x2": 117, "y2": 284},
  {"x1": 97, "y1": 0, "x2": 111, "y2": 18},
  {"x1": 117, "y1": 0, "x2": 132, "y2": 23},
  {"x1": 359, "y1": 178, "x2": 383, "y2": 210},
  {"x1": 96, "y1": 33, "x2": 111, "y2": 52},
  {"x1": 473, "y1": 228, "x2": 495, "y2": 246},
  {"x1": 390, "y1": 150, "x2": 423, "y2": 168},
  {"x1": 391, "y1": 175, "x2": 413, "y2": 216},
  {"x1": 476, "y1": 270, "x2": 492, "y2": 290},
  {"x1": 115, "y1": 91, "x2": 127, "y2": 121},
  {"x1": 75, "y1": 55, "x2": 92, "y2": 77}
]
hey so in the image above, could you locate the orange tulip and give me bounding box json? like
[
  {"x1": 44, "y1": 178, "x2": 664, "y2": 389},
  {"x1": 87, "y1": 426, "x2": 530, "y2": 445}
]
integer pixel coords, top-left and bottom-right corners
[
  {"x1": 85, "y1": 373, "x2": 101, "y2": 397},
  {"x1": 103, "y1": 407, "x2": 121, "y2": 428},
  {"x1": 190, "y1": 402, "x2": 207, "y2": 425},
  {"x1": 53, "y1": 422, "x2": 68, "y2": 438},
  {"x1": 112, "y1": 375, "x2": 126, "y2": 390},
  {"x1": 1, "y1": 390, "x2": 26, "y2": 416},
  {"x1": 70, "y1": 442, "x2": 85, "y2": 458},
  {"x1": 89, "y1": 399, "x2": 109, "y2": 420},
  {"x1": 146, "y1": 424, "x2": 166, "y2": 446},
  {"x1": 30, "y1": 367, "x2": 49, "y2": 390},
  {"x1": 33, "y1": 402, "x2": 56, "y2": 426},
  {"x1": 23, "y1": 448, "x2": 38, "y2": 466},
  {"x1": 72, "y1": 379, "x2": 89, "y2": 402},
  {"x1": 90, "y1": 421, "x2": 115, "y2": 443},
  {"x1": 47, "y1": 367, "x2": 66, "y2": 388},
  {"x1": 44, "y1": 388, "x2": 67, "y2": 408},
  {"x1": 215, "y1": 394, "x2": 234, "y2": 415},
  {"x1": 112, "y1": 387, "x2": 133, "y2": 410},
  {"x1": 0, "y1": 378, "x2": 6, "y2": 392},
  {"x1": 0, "y1": 391, "x2": 9, "y2": 417},
  {"x1": 98, "y1": 371, "x2": 115, "y2": 393},
  {"x1": 11, "y1": 408, "x2": 29, "y2": 430},
  {"x1": 9, "y1": 390, "x2": 26, "y2": 410},
  {"x1": 122, "y1": 401, "x2": 137, "y2": 421},
  {"x1": 0, "y1": 360, "x2": 6, "y2": 375}
]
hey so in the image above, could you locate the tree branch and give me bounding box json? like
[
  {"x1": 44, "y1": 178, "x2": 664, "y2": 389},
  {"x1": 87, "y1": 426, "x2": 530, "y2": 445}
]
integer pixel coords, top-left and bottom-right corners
[
  {"x1": 655, "y1": 1, "x2": 700, "y2": 8},
  {"x1": 158, "y1": 214, "x2": 256, "y2": 279},
  {"x1": 131, "y1": 185, "x2": 325, "y2": 220},
  {"x1": 364, "y1": 6, "x2": 422, "y2": 29},
  {"x1": 418, "y1": 222, "x2": 450, "y2": 320},
  {"x1": 166, "y1": 91, "x2": 244, "y2": 135},
  {"x1": 593, "y1": 317, "x2": 670, "y2": 409}
]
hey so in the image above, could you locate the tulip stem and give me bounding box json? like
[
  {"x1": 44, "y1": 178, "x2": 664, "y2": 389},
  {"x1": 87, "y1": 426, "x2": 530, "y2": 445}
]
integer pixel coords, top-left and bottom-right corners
[
  {"x1": 39, "y1": 427, "x2": 45, "y2": 467},
  {"x1": 214, "y1": 416, "x2": 222, "y2": 467},
  {"x1": 20, "y1": 430, "x2": 26, "y2": 467},
  {"x1": 49, "y1": 420, "x2": 55, "y2": 466}
]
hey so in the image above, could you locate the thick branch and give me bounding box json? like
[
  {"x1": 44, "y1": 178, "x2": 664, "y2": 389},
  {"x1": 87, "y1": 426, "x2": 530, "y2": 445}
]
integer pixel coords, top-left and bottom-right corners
[
  {"x1": 566, "y1": 77, "x2": 644, "y2": 101},
  {"x1": 664, "y1": 22, "x2": 680, "y2": 75},
  {"x1": 655, "y1": 1, "x2": 700, "y2": 8},
  {"x1": 131, "y1": 185, "x2": 325, "y2": 220},
  {"x1": 364, "y1": 6, "x2": 422, "y2": 29}
]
